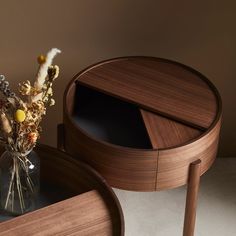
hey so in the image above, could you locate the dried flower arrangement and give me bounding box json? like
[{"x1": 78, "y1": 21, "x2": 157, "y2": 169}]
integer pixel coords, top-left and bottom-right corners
[{"x1": 0, "y1": 48, "x2": 61, "y2": 214}]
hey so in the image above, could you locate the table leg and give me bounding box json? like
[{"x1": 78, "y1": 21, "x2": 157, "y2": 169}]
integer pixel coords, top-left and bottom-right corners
[
  {"x1": 57, "y1": 123, "x2": 65, "y2": 152},
  {"x1": 183, "y1": 159, "x2": 201, "y2": 236}
]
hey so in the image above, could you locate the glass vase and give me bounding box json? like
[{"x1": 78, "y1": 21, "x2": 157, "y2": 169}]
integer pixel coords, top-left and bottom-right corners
[{"x1": 0, "y1": 150, "x2": 40, "y2": 215}]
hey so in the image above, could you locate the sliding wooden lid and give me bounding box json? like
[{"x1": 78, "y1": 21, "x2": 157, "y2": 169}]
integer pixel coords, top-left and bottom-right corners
[
  {"x1": 78, "y1": 57, "x2": 219, "y2": 131},
  {"x1": 64, "y1": 57, "x2": 222, "y2": 191}
]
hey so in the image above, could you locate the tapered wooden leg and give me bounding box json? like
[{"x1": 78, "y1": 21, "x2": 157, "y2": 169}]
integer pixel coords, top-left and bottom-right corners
[
  {"x1": 183, "y1": 159, "x2": 201, "y2": 236},
  {"x1": 57, "y1": 123, "x2": 65, "y2": 152}
]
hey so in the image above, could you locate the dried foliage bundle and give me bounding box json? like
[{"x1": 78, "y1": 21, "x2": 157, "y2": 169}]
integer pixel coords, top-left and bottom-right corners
[
  {"x1": 0, "y1": 48, "x2": 61, "y2": 213},
  {"x1": 0, "y1": 48, "x2": 61, "y2": 153}
]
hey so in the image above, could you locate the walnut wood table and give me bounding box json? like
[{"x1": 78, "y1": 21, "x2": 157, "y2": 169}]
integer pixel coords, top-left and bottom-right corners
[
  {"x1": 61, "y1": 57, "x2": 222, "y2": 236},
  {"x1": 0, "y1": 144, "x2": 124, "y2": 236}
]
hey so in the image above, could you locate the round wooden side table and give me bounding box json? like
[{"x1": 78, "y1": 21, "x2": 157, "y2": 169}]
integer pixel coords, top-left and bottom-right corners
[
  {"x1": 61, "y1": 57, "x2": 222, "y2": 236},
  {"x1": 0, "y1": 144, "x2": 124, "y2": 236}
]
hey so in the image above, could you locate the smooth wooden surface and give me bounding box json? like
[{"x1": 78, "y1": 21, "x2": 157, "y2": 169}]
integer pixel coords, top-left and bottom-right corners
[
  {"x1": 140, "y1": 109, "x2": 202, "y2": 149},
  {"x1": 0, "y1": 190, "x2": 114, "y2": 236},
  {"x1": 78, "y1": 57, "x2": 217, "y2": 129},
  {"x1": 64, "y1": 118, "x2": 158, "y2": 191},
  {"x1": 63, "y1": 57, "x2": 222, "y2": 191},
  {"x1": 0, "y1": 145, "x2": 124, "y2": 236},
  {"x1": 183, "y1": 159, "x2": 201, "y2": 236},
  {"x1": 156, "y1": 117, "x2": 221, "y2": 191}
]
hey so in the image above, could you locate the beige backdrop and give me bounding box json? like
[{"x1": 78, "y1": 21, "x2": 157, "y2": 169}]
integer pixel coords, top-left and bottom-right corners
[{"x1": 0, "y1": 0, "x2": 235, "y2": 157}]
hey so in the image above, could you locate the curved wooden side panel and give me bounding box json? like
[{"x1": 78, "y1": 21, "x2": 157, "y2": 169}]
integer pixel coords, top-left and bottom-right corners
[
  {"x1": 0, "y1": 191, "x2": 115, "y2": 236},
  {"x1": 63, "y1": 57, "x2": 222, "y2": 193},
  {"x1": 156, "y1": 116, "x2": 222, "y2": 191},
  {"x1": 39, "y1": 145, "x2": 124, "y2": 236},
  {"x1": 0, "y1": 144, "x2": 124, "y2": 236},
  {"x1": 64, "y1": 115, "x2": 158, "y2": 191}
]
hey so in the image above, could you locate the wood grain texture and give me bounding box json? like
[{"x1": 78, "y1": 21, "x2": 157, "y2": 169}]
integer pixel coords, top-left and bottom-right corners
[
  {"x1": 77, "y1": 57, "x2": 218, "y2": 129},
  {"x1": 63, "y1": 117, "x2": 158, "y2": 192},
  {"x1": 140, "y1": 109, "x2": 202, "y2": 149},
  {"x1": 63, "y1": 56, "x2": 222, "y2": 192},
  {"x1": 63, "y1": 112, "x2": 221, "y2": 192},
  {"x1": 183, "y1": 160, "x2": 201, "y2": 236},
  {"x1": 0, "y1": 190, "x2": 114, "y2": 236},
  {"x1": 0, "y1": 145, "x2": 124, "y2": 236},
  {"x1": 38, "y1": 145, "x2": 124, "y2": 236},
  {"x1": 155, "y1": 116, "x2": 221, "y2": 191}
]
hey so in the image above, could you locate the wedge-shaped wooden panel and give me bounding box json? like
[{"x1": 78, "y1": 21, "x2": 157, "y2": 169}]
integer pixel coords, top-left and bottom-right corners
[
  {"x1": 156, "y1": 116, "x2": 221, "y2": 191},
  {"x1": 0, "y1": 190, "x2": 113, "y2": 236},
  {"x1": 78, "y1": 57, "x2": 217, "y2": 129},
  {"x1": 140, "y1": 109, "x2": 202, "y2": 149},
  {"x1": 64, "y1": 115, "x2": 158, "y2": 191},
  {"x1": 63, "y1": 57, "x2": 222, "y2": 192}
]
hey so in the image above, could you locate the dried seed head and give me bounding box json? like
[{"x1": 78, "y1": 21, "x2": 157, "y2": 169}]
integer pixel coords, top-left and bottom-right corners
[
  {"x1": 19, "y1": 80, "x2": 32, "y2": 95},
  {"x1": 0, "y1": 75, "x2": 5, "y2": 81},
  {"x1": 15, "y1": 109, "x2": 26, "y2": 123},
  {"x1": 37, "y1": 55, "x2": 46, "y2": 64},
  {"x1": 47, "y1": 65, "x2": 59, "y2": 81},
  {"x1": 49, "y1": 98, "x2": 55, "y2": 106},
  {"x1": 0, "y1": 112, "x2": 12, "y2": 134},
  {"x1": 28, "y1": 132, "x2": 38, "y2": 143}
]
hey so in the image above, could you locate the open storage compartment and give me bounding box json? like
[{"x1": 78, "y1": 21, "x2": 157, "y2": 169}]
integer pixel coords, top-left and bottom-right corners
[
  {"x1": 63, "y1": 57, "x2": 221, "y2": 192},
  {"x1": 73, "y1": 84, "x2": 152, "y2": 149}
]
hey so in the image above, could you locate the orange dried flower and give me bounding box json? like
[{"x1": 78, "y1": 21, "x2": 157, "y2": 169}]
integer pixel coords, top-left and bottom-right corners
[{"x1": 28, "y1": 132, "x2": 38, "y2": 143}]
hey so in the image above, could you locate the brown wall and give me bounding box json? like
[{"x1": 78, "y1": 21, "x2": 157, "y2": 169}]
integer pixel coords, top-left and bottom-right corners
[{"x1": 0, "y1": 0, "x2": 235, "y2": 156}]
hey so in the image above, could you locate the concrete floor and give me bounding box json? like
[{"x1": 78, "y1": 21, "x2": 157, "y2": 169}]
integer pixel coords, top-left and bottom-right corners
[{"x1": 114, "y1": 158, "x2": 236, "y2": 236}]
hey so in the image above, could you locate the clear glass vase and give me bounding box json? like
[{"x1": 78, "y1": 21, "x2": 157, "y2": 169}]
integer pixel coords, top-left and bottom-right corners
[{"x1": 0, "y1": 150, "x2": 40, "y2": 215}]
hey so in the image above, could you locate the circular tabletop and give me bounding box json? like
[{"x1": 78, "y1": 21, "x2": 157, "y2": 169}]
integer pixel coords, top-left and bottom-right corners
[
  {"x1": 0, "y1": 144, "x2": 124, "y2": 236},
  {"x1": 63, "y1": 57, "x2": 222, "y2": 191}
]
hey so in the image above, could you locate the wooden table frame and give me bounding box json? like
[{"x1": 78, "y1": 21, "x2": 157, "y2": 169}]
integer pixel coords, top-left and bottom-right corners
[
  {"x1": 58, "y1": 124, "x2": 201, "y2": 236},
  {"x1": 183, "y1": 159, "x2": 201, "y2": 236},
  {"x1": 0, "y1": 143, "x2": 124, "y2": 236},
  {"x1": 61, "y1": 57, "x2": 222, "y2": 236}
]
